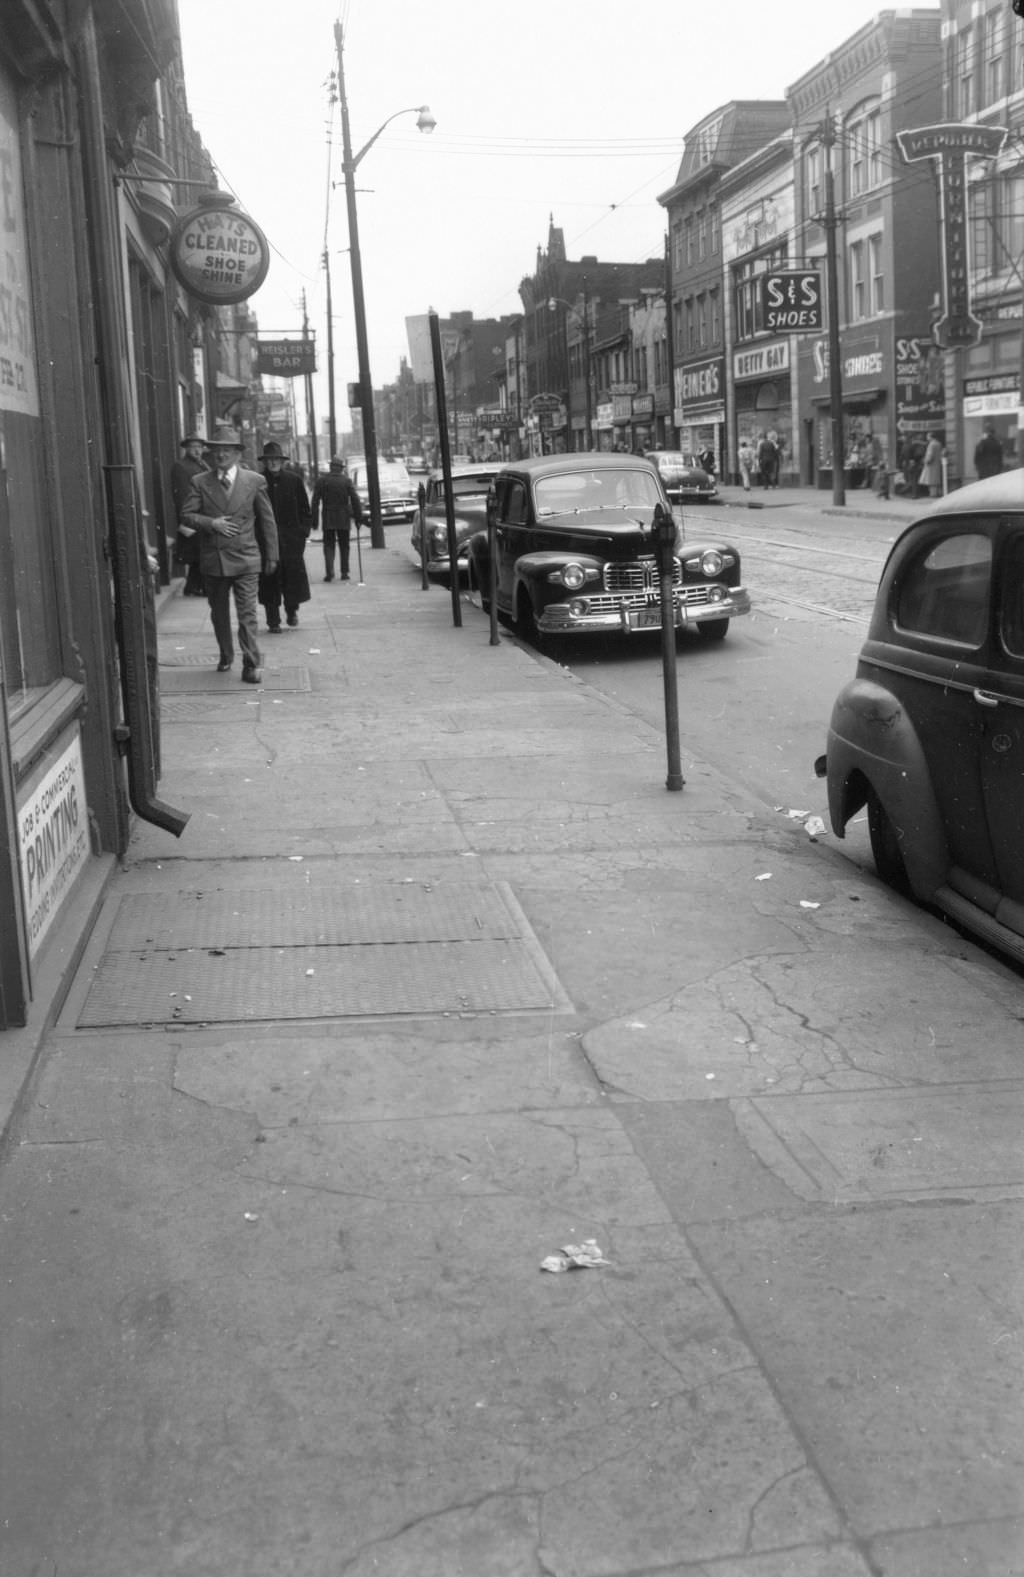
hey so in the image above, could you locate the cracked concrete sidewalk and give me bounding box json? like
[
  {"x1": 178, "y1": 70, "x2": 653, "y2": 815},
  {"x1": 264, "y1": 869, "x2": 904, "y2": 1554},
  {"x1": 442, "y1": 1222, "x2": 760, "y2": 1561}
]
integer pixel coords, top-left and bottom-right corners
[{"x1": 1, "y1": 534, "x2": 1022, "y2": 1577}]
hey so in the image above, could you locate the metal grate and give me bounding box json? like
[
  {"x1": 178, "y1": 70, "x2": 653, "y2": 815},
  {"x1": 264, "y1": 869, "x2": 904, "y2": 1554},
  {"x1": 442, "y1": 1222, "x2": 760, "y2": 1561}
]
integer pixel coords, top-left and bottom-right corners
[
  {"x1": 159, "y1": 666, "x2": 311, "y2": 693},
  {"x1": 75, "y1": 882, "x2": 568, "y2": 1027}
]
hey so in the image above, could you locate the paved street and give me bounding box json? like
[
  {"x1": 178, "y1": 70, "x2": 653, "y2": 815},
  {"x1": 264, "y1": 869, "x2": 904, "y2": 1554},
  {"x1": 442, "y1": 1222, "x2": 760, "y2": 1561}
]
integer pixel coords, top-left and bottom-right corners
[{"x1": 2, "y1": 513, "x2": 1022, "y2": 1576}]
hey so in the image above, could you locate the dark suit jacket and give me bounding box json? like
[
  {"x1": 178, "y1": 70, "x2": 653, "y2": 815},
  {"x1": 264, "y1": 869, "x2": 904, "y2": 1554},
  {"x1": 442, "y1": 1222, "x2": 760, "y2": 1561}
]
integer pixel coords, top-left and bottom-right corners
[
  {"x1": 312, "y1": 471, "x2": 363, "y2": 533},
  {"x1": 182, "y1": 466, "x2": 278, "y2": 578},
  {"x1": 261, "y1": 468, "x2": 312, "y2": 561}
]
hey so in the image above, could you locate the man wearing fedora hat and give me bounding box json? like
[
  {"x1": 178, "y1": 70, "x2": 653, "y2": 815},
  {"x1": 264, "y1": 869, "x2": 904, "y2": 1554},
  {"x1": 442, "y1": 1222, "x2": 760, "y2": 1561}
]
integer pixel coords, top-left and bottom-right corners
[
  {"x1": 257, "y1": 441, "x2": 311, "y2": 632},
  {"x1": 181, "y1": 425, "x2": 278, "y2": 683},
  {"x1": 170, "y1": 432, "x2": 208, "y2": 596}
]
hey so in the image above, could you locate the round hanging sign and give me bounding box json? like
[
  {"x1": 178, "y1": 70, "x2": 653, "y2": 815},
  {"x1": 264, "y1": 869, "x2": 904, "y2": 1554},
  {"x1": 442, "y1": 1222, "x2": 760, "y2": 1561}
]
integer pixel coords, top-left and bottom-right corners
[{"x1": 168, "y1": 196, "x2": 270, "y2": 306}]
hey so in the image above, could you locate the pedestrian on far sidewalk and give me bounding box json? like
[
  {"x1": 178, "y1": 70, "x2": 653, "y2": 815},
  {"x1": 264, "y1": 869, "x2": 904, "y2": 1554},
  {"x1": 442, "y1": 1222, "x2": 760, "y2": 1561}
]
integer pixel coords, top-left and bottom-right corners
[
  {"x1": 181, "y1": 425, "x2": 278, "y2": 684},
  {"x1": 737, "y1": 437, "x2": 754, "y2": 492},
  {"x1": 974, "y1": 421, "x2": 1004, "y2": 479},
  {"x1": 312, "y1": 457, "x2": 363, "y2": 582},
  {"x1": 757, "y1": 431, "x2": 779, "y2": 488},
  {"x1": 258, "y1": 441, "x2": 312, "y2": 632},
  {"x1": 922, "y1": 432, "x2": 945, "y2": 498}
]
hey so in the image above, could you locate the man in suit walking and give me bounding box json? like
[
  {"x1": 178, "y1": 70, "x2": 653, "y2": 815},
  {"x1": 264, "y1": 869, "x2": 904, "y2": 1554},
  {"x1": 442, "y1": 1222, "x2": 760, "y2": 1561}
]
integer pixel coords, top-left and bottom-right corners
[
  {"x1": 257, "y1": 440, "x2": 311, "y2": 631},
  {"x1": 311, "y1": 457, "x2": 363, "y2": 581},
  {"x1": 181, "y1": 424, "x2": 278, "y2": 684}
]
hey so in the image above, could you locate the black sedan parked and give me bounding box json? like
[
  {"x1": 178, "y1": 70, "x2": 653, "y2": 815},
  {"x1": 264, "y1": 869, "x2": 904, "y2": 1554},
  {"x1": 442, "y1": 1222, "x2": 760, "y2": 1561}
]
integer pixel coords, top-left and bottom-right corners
[
  {"x1": 467, "y1": 453, "x2": 749, "y2": 644},
  {"x1": 410, "y1": 463, "x2": 502, "y2": 580},
  {"x1": 816, "y1": 471, "x2": 1024, "y2": 965},
  {"x1": 645, "y1": 450, "x2": 718, "y2": 504}
]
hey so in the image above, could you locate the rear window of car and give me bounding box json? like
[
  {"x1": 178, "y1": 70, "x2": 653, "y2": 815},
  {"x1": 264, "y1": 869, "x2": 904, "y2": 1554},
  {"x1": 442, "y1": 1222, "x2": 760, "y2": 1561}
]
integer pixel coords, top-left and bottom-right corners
[
  {"x1": 894, "y1": 529, "x2": 992, "y2": 647},
  {"x1": 379, "y1": 463, "x2": 411, "y2": 484},
  {"x1": 451, "y1": 474, "x2": 495, "y2": 497}
]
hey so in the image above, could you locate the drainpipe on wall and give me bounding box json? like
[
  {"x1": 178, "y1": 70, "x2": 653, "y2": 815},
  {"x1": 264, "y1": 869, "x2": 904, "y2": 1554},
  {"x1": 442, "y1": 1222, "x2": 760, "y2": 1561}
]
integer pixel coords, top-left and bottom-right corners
[{"x1": 74, "y1": 10, "x2": 188, "y2": 840}]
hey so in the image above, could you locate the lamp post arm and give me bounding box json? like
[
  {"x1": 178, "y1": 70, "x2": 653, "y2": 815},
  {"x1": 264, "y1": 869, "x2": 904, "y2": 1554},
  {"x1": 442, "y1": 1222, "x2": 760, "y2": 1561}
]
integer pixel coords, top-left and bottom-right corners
[{"x1": 350, "y1": 106, "x2": 428, "y2": 172}]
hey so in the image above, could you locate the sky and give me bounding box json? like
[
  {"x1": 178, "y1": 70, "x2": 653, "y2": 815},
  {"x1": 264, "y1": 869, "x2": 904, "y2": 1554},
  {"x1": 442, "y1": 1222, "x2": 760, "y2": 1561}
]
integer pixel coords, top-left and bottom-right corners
[{"x1": 178, "y1": 0, "x2": 942, "y2": 433}]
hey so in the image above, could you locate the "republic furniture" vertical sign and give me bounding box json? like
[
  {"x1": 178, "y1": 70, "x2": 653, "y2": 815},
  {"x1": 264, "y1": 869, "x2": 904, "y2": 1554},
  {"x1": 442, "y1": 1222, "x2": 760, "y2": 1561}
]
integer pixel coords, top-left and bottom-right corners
[{"x1": 896, "y1": 123, "x2": 1007, "y2": 349}]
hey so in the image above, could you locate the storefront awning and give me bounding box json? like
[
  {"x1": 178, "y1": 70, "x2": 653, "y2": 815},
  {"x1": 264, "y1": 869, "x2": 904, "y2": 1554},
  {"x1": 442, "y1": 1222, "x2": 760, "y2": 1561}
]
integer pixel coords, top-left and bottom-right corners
[{"x1": 810, "y1": 388, "x2": 885, "y2": 404}]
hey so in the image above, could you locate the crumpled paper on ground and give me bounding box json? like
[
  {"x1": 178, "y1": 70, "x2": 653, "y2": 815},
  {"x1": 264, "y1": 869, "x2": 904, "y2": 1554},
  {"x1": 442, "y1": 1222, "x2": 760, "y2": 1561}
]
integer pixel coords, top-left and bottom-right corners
[{"x1": 540, "y1": 1239, "x2": 610, "y2": 1273}]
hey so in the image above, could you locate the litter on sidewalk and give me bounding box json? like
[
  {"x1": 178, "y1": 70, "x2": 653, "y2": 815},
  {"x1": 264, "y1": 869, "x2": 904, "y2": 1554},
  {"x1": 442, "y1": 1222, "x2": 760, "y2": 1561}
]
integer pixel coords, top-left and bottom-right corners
[{"x1": 540, "y1": 1239, "x2": 610, "y2": 1273}]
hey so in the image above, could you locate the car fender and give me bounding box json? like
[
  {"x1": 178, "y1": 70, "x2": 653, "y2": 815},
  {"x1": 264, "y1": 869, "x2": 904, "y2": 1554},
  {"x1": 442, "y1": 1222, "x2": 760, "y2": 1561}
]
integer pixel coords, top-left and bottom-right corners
[
  {"x1": 507, "y1": 550, "x2": 602, "y2": 611},
  {"x1": 826, "y1": 676, "x2": 948, "y2": 897}
]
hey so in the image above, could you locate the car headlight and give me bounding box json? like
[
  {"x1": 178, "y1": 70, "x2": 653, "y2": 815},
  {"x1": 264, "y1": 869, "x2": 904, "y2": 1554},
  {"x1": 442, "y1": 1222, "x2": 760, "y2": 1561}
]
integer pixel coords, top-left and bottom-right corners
[
  {"x1": 699, "y1": 550, "x2": 724, "y2": 576},
  {"x1": 560, "y1": 562, "x2": 586, "y2": 590}
]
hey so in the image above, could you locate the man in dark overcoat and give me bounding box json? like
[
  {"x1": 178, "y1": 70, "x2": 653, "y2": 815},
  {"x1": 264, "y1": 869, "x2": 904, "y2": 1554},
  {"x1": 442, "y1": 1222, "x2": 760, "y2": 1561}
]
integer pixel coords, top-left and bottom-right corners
[
  {"x1": 170, "y1": 432, "x2": 208, "y2": 595},
  {"x1": 181, "y1": 425, "x2": 278, "y2": 683},
  {"x1": 257, "y1": 441, "x2": 312, "y2": 630},
  {"x1": 311, "y1": 457, "x2": 364, "y2": 581}
]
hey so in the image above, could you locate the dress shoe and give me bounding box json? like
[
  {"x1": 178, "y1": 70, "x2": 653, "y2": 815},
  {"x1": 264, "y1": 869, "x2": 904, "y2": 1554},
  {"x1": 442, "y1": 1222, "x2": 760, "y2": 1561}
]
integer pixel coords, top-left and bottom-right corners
[
  {"x1": 241, "y1": 666, "x2": 262, "y2": 685},
  {"x1": 216, "y1": 658, "x2": 232, "y2": 672},
  {"x1": 323, "y1": 575, "x2": 334, "y2": 583},
  {"x1": 286, "y1": 611, "x2": 298, "y2": 627},
  {"x1": 266, "y1": 625, "x2": 282, "y2": 634},
  {"x1": 341, "y1": 573, "x2": 350, "y2": 581}
]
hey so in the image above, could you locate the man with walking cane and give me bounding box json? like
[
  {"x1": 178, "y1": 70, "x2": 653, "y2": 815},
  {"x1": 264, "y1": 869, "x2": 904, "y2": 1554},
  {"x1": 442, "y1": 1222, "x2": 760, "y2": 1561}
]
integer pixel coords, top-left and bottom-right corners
[{"x1": 311, "y1": 457, "x2": 363, "y2": 582}]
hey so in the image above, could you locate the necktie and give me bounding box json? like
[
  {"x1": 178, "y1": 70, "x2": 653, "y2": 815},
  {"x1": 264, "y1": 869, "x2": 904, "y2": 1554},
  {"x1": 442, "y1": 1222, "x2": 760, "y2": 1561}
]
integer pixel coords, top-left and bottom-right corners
[{"x1": 219, "y1": 470, "x2": 230, "y2": 489}]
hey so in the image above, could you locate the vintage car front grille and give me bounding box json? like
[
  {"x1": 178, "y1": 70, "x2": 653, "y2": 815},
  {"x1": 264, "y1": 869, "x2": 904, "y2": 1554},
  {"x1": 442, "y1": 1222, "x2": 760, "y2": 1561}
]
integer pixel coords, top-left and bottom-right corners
[
  {"x1": 604, "y1": 558, "x2": 681, "y2": 595},
  {"x1": 585, "y1": 583, "x2": 717, "y2": 614}
]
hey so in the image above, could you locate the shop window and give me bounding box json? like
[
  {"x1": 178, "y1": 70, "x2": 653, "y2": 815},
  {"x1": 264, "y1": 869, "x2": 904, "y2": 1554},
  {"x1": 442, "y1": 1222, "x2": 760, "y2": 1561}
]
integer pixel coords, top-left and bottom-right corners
[
  {"x1": 806, "y1": 144, "x2": 822, "y2": 217},
  {"x1": 846, "y1": 101, "x2": 882, "y2": 198},
  {"x1": 0, "y1": 70, "x2": 62, "y2": 721},
  {"x1": 984, "y1": 7, "x2": 1005, "y2": 105},
  {"x1": 869, "y1": 234, "x2": 884, "y2": 315},
  {"x1": 958, "y1": 25, "x2": 976, "y2": 117},
  {"x1": 849, "y1": 241, "x2": 866, "y2": 319}
]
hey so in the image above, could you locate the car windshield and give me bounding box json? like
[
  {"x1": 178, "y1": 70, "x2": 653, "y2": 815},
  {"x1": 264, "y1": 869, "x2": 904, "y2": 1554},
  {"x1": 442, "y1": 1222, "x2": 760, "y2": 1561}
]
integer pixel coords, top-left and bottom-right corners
[
  {"x1": 379, "y1": 463, "x2": 410, "y2": 484},
  {"x1": 535, "y1": 468, "x2": 663, "y2": 520},
  {"x1": 450, "y1": 474, "x2": 495, "y2": 498}
]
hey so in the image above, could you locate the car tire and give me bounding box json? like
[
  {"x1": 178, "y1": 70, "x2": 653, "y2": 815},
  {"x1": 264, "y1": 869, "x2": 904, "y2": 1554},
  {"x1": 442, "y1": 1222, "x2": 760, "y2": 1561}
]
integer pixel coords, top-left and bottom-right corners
[
  {"x1": 867, "y1": 785, "x2": 910, "y2": 892},
  {"x1": 515, "y1": 587, "x2": 549, "y2": 650},
  {"x1": 696, "y1": 617, "x2": 730, "y2": 642}
]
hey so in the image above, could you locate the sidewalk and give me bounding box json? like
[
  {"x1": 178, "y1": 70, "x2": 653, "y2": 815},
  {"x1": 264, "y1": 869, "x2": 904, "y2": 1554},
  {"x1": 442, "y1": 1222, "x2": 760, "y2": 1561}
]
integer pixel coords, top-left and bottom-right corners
[
  {"x1": 2, "y1": 533, "x2": 1022, "y2": 1576},
  {"x1": 715, "y1": 478, "x2": 923, "y2": 526}
]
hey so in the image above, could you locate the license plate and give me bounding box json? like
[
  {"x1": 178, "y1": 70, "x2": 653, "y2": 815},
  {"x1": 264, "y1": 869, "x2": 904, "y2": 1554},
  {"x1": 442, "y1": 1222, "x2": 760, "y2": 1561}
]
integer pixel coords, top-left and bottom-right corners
[{"x1": 627, "y1": 607, "x2": 663, "y2": 630}]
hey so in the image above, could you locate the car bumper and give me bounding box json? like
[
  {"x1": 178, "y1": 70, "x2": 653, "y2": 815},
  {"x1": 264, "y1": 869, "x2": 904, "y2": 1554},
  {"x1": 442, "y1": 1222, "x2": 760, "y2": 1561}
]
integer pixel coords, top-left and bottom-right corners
[
  {"x1": 537, "y1": 586, "x2": 750, "y2": 634},
  {"x1": 424, "y1": 549, "x2": 470, "y2": 575}
]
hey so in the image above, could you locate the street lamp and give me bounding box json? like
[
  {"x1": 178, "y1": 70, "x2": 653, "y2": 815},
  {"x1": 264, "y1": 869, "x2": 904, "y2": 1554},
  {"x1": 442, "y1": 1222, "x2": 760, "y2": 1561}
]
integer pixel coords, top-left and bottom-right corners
[
  {"x1": 334, "y1": 20, "x2": 434, "y2": 548},
  {"x1": 547, "y1": 290, "x2": 593, "y2": 451}
]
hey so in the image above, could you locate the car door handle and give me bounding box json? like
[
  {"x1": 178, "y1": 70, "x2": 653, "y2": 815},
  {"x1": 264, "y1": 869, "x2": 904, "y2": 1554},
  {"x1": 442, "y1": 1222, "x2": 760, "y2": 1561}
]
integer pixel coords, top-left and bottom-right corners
[{"x1": 973, "y1": 689, "x2": 999, "y2": 708}]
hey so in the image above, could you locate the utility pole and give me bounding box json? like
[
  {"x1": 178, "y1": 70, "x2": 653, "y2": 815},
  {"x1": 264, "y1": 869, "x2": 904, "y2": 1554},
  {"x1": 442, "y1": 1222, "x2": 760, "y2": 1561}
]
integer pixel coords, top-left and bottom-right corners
[
  {"x1": 582, "y1": 280, "x2": 593, "y2": 450},
  {"x1": 335, "y1": 22, "x2": 385, "y2": 548},
  {"x1": 301, "y1": 290, "x2": 319, "y2": 476},
  {"x1": 323, "y1": 251, "x2": 337, "y2": 459},
  {"x1": 822, "y1": 109, "x2": 846, "y2": 507},
  {"x1": 664, "y1": 230, "x2": 676, "y2": 450}
]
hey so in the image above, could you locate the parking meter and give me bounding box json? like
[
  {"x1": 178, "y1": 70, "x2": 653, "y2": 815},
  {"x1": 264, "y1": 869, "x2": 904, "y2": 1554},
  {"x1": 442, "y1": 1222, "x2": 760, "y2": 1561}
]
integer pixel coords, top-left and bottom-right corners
[
  {"x1": 418, "y1": 481, "x2": 428, "y2": 590},
  {"x1": 651, "y1": 503, "x2": 684, "y2": 792}
]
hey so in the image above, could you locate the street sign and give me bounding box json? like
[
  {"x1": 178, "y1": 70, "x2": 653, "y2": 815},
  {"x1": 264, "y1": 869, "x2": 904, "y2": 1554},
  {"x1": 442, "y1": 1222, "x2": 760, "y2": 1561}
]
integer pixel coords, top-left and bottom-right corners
[
  {"x1": 896, "y1": 123, "x2": 1008, "y2": 349},
  {"x1": 256, "y1": 339, "x2": 315, "y2": 377},
  {"x1": 169, "y1": 197, "x2": 270, "y2": 306},
  {"x1": 761, "y1": 271, "x2": 823, "y2": 333}
]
